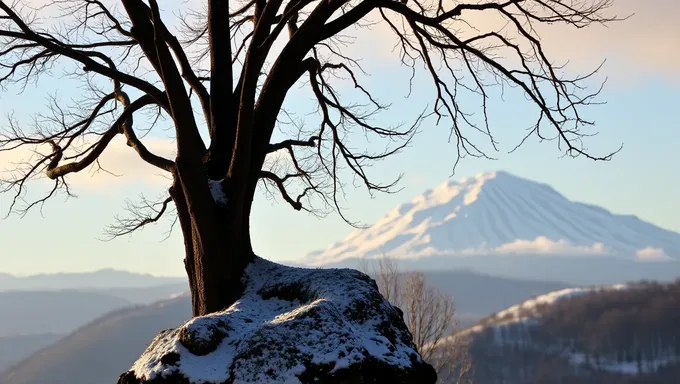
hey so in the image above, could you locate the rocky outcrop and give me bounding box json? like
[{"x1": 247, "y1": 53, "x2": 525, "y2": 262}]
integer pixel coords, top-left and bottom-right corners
[{"x1": 118, "y1": 257, "x2": 436, "y2": 384}]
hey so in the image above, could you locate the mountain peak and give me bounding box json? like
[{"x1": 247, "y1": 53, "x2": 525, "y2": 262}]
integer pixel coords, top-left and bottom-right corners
[{"x1": 305, "y1": 171, "x2": 680, "y2": 265}]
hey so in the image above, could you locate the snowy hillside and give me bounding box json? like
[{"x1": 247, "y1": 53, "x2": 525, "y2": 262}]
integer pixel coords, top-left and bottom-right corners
[
  {"x1": 458, "y1": 280, "x2": 680, "y2": 383},
  {"x1": 465, "y1": 284, "x2": 629, "y2": 333},
  {"x1": 305, "y1": 171, "x2": 680, "y2": 265}
]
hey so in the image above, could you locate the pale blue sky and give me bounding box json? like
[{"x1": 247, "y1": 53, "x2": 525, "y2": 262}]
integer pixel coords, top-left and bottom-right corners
[{"x1": 0, "y1": 0, "x2": 678, "y2": 276}]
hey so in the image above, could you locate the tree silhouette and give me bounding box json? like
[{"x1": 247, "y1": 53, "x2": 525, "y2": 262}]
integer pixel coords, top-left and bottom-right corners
[{"x1": 0, "y1": 0, "x2": 620, "y2": 316}]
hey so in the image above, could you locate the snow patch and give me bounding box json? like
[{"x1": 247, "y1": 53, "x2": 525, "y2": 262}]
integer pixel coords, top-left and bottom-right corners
[
  {"x1": 462, "y1": 171, "x2": 496, "y2": 205},
  {"x1": 570, "y1": 352, "x2": 679, "y2": 374},
  {"x1": 128, "y1": 258, "x2": 424, "y2": 384},
  {"x1": 493, "y1": 284, "x2": 628, "y2": 324},
  {"x1": 208, "y1": 179, "x2": 228, "y2": 206}
]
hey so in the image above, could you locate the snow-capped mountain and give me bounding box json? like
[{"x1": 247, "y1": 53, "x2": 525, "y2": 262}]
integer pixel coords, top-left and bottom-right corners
[{"x1": 305, "y1": 171, "x2": 680, "y2": 266}]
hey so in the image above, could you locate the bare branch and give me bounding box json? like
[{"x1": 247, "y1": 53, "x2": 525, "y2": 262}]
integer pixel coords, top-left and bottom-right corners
[
  {"x1": 45, "y1": 93, "x2": 173, "y2": 180},
  {"x1": 260, "y1": 170, "x2": 304, "y2": 211},
  {"x1": 267, "y1": 136, "x2": 318, "y2": 153},
  {"x1": 105, "y1": 195, "x2": 174, "y2": 238},
  {"x1": 0, "y1": 1, "x2": 168, "y2": 106}
]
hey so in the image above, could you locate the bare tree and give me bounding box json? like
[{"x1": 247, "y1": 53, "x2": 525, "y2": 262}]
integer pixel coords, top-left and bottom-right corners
[
  {"x1": 429, "y1": 333, "x2": 474, "y2": 384},
  {"x1": 0, "y1": 0, "x2": 621, "y2": 317},
  {"x1": 360, "y1": 257, "x2": 473, "y2": 383}
]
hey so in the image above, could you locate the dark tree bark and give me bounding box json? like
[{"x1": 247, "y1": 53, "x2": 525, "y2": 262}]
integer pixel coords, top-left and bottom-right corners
[{"x1": 0, "y1": 0, "x2": 622, "y2": 316}]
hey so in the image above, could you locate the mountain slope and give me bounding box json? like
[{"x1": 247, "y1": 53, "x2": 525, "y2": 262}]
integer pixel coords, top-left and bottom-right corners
[
  {"x1": 456, "y1": 280, "x2": 680, "y2": 384},
  {"x1": 0, "y1": 291, "x2": 132, "y2": 338},
  {"x1": 93, "y1": 283, "x2": 188, "y2": 304},
  {"x1": 416, "y1": 270, "x2": 569, "y2": 323},
  {"x1": 0, "y1": 334, "x2": 63, "y2": 373},
  {"x1": 0, "y1": 295, "x2": 192, "y2": 384},
  {"x1": 0, "y1": 287, "x2": 189, "y2": 377},
  {"x1": 305, "y1": 171, "x2": 680, "y2": 265}
]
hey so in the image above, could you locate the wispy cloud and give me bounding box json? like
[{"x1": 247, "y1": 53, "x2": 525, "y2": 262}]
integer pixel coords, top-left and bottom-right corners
[
  {"x1": 0, "y1": 136, "x2": 176, "y2": 190},
  {"x1": 452, "y1": 239, "x2": 674, "y2": 262},
  {"x1": 635, "y1": 247, "x2": 673, "y2": 262},
  {"x1": 526, "y1": 0, "x2": 680, "y2": 81},
  {"x1": 351, "y1": 0, "x2": 679, "y2": 82},
  {"x1": 17, "y1": 0, "x2": 680, "y2": 82},
  {"x1": 408, "y1": 237, "x2": 611, "y2": 257},
  {"x1": 490, "y1": 237, "x2": 609, "y2": 255}
]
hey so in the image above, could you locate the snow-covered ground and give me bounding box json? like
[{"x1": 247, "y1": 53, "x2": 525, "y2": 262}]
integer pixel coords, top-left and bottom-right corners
[
  {"x1": 464, "y1": 284, "x2": 629, "y2": 333},
  {"x1": 127, "y1": 258, "x2": 429, "y2": 384},
  {"x1": 460, "y1": 283, "x2": 680, "y2": 376},
  {"x1": 569, "y1": 353, "x2": 679, "y2": 375},
  {"x1": 304, "y1": 171, "x2": 680, "y2": 265}
]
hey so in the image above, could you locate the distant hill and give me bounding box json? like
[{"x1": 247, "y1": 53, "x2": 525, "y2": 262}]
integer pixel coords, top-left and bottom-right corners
[
  {"x1": 457, "y1": 280, "x2": 680, "y2": 383},
  {"x1": 0, "y1": 286, "x2": 189, "y2": 378},
  {"x1": 0, "y1": 334, "x2": 63, "y2": 373},
  {"x1": 1, "y1": 271, "x2": 567, "y2": 384},
  {"x1": 0, "y1": 269, "x2": 184, "y2": 291},
  {"x1": 0, "y1": 295, "x2": 192, "y2": 384},
  {"x1": 93, "y1": 283, "x2": 188, "y2": 304},
  {"x1": 419, "y1": 270, "x2": 569, "y2": 323},
  {"x1": 0, "y1": 291, "x2": 132, "y2": 338},
  {"x1": 317, "y1": 255, "x2": 680, "y2": 286}
]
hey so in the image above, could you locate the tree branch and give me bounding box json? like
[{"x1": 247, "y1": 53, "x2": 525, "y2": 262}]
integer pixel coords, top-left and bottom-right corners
[
  {"x1": 207, "y1": 0, "x2": 233, "y2": 150},
  {"x1": 0, "y1": 1, "x2": 168, "y2": 107},
  {"x1": 45, "y1": 93, "x2": 173, "y2": 179},
  {"x1": 105, "y1": 195, "x2": 174, "y2": 238},
  {"x1": 267, "y1": 136, "x2": 318, "y2": 153},
  {"x1": 260, "y1": 170, "x2": 303, "y2": 211}
]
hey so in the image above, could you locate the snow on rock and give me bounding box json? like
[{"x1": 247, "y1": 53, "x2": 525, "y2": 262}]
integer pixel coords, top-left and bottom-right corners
[
  {"x1": 118, "y1": 257, "x2": 436, "y2": 384},
  {"x1": 208, "y1": 180, "x2": 228, "y2": 206}
]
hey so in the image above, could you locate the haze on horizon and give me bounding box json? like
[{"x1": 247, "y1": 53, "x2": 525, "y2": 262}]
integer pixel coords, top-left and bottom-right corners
[{"x1": 0, "y1": 0, "x2": 679, "y2": 277}]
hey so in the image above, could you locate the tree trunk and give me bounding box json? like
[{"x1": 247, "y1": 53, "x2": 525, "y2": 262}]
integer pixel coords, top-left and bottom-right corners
[{"x1": 171, "y1": 174, "x2": 256, "y2": 317}]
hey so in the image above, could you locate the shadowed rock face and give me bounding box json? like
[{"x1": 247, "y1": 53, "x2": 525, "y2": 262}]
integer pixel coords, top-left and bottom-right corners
[
  {"x1": 118, "y1": 356, "x2": 435, "y2": 384},
  {"x1": 118, "y1": 258, "x2": 436, "y2": 384}
]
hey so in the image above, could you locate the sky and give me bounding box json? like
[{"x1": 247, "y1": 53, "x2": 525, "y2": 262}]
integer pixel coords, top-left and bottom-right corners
[{"x1": 0, "y1": 0, "x2": 679, "y2": 277}]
